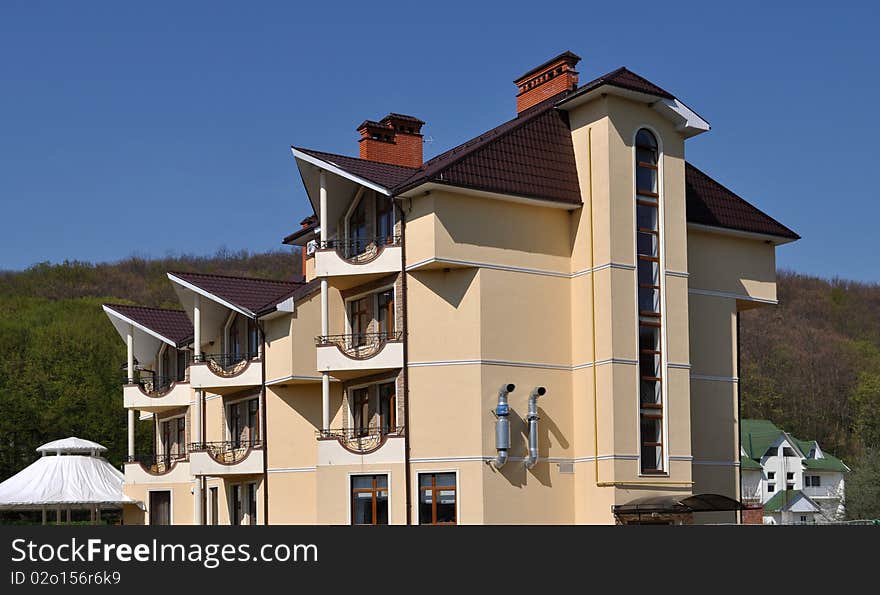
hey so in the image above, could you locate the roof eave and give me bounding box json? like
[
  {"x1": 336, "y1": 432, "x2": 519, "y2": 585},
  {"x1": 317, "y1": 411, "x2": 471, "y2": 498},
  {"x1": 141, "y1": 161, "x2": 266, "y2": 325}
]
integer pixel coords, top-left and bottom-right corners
[
  {"x1": 166, "y1": 273, "x2": 255, "y2": 318},
  {"x1": 101, "y1": 304, "x2": 180, "y2": 348},
  {"x1": 291, "y1": 147, "x2": 393, "y2": 197},
  {"x1": 395, "y1": 181, "x2": 582, "y2": 210},
  {"x1": 687, "y1": 222, "x2": 800, "y2": 246},
  {"x1": 555, "y1": 84, "x2": 711, "y2": 138}
]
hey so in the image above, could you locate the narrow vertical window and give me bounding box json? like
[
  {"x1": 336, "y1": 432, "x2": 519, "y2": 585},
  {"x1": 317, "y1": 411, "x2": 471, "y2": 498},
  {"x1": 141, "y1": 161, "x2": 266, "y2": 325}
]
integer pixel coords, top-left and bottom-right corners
[
  {"x1": 376, "y1": 195, "x2": 394, "y2": 244},
  {"x1": 377, "y1": 289, "x2": 395, "y2": 339},
  {"x1": 247, "y1": 483, "x2": 258, "y2": 526},
  {"x1": 378, "y1": 382, "x2": 396, "y2": 433},
  {"x1": 352, "y1": 387, "x2": 370, "y2": 436},
  {"x1": 635, "y1": 128, "x2": 664, "y2": 474},
  {"x1": 348, "y1": 297, "x2": 369, "y2": 347}
]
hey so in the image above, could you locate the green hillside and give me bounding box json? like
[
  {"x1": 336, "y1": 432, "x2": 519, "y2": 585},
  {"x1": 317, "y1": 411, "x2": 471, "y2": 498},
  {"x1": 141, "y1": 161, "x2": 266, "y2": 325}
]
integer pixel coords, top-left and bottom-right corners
[{"x1": 1, "y1": 258, "x2": 878, "y2": 518}]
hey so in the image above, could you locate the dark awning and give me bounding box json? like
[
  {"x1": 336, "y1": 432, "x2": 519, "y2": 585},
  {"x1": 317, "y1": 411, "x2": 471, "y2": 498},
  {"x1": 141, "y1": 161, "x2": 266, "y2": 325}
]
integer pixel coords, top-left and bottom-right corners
[{"x1": 612, "y1": 493, "x2": 744, "y2": 515}]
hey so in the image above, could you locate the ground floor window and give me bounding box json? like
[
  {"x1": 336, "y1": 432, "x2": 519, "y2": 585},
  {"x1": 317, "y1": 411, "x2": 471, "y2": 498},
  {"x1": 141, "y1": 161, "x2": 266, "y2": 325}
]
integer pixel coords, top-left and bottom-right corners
[
  {"x1": 418, "y1": 472, "x2": 457, "y2": 525},
  {"x1": 149, "y1": 490, "x2": 171, "y2": 526},
  {"x1": 351, "y1": 475, "x2": 388, "y2": 525}
]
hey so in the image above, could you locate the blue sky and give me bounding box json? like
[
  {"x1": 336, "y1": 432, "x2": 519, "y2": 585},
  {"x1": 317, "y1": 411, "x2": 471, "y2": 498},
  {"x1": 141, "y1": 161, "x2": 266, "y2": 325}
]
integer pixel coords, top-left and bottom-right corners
[{"x1": 1, "y1": 1, "x2": 877, "y2": 281}]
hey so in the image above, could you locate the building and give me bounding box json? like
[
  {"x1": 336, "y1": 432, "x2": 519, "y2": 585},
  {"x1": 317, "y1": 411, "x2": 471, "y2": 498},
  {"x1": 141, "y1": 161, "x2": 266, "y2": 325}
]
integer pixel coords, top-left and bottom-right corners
[
  {"x1": 740, "y1": 419, "x2": 849, "y2": 524},
  {"x1": 103, "y1": 51, "x2": 799, "y2": 525}
]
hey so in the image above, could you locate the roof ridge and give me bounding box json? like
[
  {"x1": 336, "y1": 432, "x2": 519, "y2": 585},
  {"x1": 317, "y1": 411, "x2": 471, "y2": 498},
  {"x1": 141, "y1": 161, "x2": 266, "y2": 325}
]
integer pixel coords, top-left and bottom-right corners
[{"x1": 169, "y1": 270, "x2": 303, "y2": 286}]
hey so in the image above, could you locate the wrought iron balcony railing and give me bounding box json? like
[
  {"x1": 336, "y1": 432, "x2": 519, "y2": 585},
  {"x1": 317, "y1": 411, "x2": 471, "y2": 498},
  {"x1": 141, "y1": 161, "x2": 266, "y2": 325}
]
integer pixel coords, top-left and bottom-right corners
[
  {"x1": 189, "y1": 440, "x2": 262, "y2": 464},
  {"x1": 315, "y1": 331, "x2": 402, "y2": 359},
  {"x1": 128, "y1": 375, "x2": 187, "y2": 395},
  {"x1": 193, "y1": 352, "x2": 259, "y2": 377},
  {"x1": 317, "y1": 426, "x2": 404, "y2": 453},
  {"x1": 125, "y1": 452, "x2": 187, "y2": 473},
  {"x1": 318, "y1": 235, "x2": 400, "y2": 262}
]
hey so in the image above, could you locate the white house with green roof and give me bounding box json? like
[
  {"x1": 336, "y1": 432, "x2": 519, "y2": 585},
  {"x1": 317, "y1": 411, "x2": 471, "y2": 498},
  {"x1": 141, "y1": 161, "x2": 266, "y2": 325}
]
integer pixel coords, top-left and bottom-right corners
[{"x1": 740, "y1": 419, "x2": 850, "y2": 523}]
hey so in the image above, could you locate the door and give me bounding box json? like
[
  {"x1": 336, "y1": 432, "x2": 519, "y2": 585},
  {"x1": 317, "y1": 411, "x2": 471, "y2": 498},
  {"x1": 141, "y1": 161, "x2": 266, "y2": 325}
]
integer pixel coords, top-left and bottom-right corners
[{"x1": 149, "y1": 491, "x2": 171, "y2": 525}]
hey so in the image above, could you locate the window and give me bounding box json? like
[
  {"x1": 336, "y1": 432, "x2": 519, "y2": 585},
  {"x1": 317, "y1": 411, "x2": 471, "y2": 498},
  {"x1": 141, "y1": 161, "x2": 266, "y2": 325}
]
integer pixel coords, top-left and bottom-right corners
[
  {"x1": 352, "y1": 388, "x2": 370, "y2": 436},
  {"x1": 228, "y1": 398, "x2": 259, "y2": 447},
  {"x1": 767, "y1": 484, "x2": 775, "y2": 493},
  {"x1": 805, "y1": 475, "x2": 821, "y2": 487},
  {"x1": 351, "y1": 475, "x2": 388, "y2": 525},
  {"x1": 149, "y1": 491, "x2": 171, "y2": 526},
  {"x1": 175, "y1": 349, "x2": 188, "y2": 382},
  {"x1": 228, "y1": 316, "x2": 242, "y2": 361},
  {"x1": 786, "y1": 472, "x2": 794, "y2": 480},
  {"x1": 767, "y1": 471, "x2": 775, "y2": 480},
  {"x1": 160, "y1": 416, "x2": 186, "y2": 459},
  {"x1": 800, "y1": 515, "x2": 808, "y2": 524},
  {"x1": 419, "y1": 473, "x2": 457, "y2": 525},
  {"x1": 230, "y1": 485, "x2": 243, "y2": 526},
  {"x1": 377, "y1": 289, "x2": 395, "y2": 338},
  {"x1": 348, "y1": 196, "x2": 368, "y2": 257},
  {"x1": 635, "y1": 128, "x2": 663, "y2": 474},
  {"x1": 348, "y1": 297, "x2": 370, "y2": 347},
  {"x1": 247, "y1": 483, "x2": 258, "y2": 526},
  {"x1": 247, "y1": 319, "x2": 259, "y2": 357},
  {"x1": 782, "y1": 447, "x2": 796, "y2": 457},
  {"x1": 379, "y1": 383, "x2": 396, "y2": 433},
  {"x1": 764, "y1": 447, "x2": 777, "y2": 459},
  {"x1": 376, "y1": 195, "x2": 394, "y2": 244},
  {"x1": 209, "y1": 487, "x2": 218, "y2": 526}
]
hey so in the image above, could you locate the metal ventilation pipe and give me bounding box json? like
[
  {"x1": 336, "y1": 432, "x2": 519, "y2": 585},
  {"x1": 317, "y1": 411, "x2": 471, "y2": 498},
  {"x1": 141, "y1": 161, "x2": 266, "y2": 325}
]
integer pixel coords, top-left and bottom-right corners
[
  {"x1": 525, "y1": 387, "x2": 547, "y2": 469},
  {"x1": 493, "y1": 384, "x2": 515, "y2": 469}
]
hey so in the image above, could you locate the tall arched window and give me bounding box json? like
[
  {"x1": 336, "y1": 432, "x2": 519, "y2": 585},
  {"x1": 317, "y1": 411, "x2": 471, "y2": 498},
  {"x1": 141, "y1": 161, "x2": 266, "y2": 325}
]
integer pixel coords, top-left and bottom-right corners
[{"x1": 635, "y1": 128, "x2": 664, "y2": 474}]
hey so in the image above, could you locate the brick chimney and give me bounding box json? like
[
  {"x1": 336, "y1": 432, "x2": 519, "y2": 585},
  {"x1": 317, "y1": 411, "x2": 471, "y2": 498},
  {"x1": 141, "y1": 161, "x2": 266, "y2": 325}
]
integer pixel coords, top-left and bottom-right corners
[
  {"x1": 357, "y1": 113, "x2": 424, "y2": 168},
  {"x1": 514, "y1": 51, "x2": 581, "y2": 113}
]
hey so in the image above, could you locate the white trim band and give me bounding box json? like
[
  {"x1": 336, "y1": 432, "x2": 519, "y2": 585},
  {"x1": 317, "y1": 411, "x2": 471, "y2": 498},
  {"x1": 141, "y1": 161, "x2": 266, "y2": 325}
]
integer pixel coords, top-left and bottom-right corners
[{"x1": 688, "y1": 287, "x2": 778, "y2": 305}]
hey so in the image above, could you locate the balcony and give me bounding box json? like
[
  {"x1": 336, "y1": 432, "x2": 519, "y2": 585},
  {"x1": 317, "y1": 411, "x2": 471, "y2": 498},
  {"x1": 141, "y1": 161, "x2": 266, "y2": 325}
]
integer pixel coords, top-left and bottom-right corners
[
  {"x1": 123, "y1": 453, "x2": 191, "y2": 485},
  {"x1": 188, "y1": 353, "x2": 262, "y2": 394},
  {"x1": 317, "y1": 427, "x2": 405, "y2": 465},
  {"x1": 188, "y1": 440, "x2": 264, "y2": 476},
  {"x1": 123, "y1": 377, "x2": 191, "y2": 412},
  {"x1": 316, "y1": 332, "x2": 403, "y2": 379},
  {"x1": 312, "y1": 236, "x2": 402, "y2": 288}
]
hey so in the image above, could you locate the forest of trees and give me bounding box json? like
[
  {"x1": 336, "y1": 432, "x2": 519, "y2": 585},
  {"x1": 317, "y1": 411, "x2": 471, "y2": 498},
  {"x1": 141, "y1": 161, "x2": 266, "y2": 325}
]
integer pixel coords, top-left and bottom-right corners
[{"x1": 0, "y1": 255, "x2": 878, "y2": 518}]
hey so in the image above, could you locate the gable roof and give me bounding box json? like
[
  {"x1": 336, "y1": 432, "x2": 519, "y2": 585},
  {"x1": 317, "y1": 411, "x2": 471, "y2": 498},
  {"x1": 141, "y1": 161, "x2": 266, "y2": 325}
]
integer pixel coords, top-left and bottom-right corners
[
  {"x1": 764, "y1": 489, "x2": 820, "y2": 513},
  {"x1": 741, "y1": 419, "x2": 785, "y2": 460},
  {"x1": 102, "y1": 304, "x2": 193, "y2": 347},
  {"x1": 686, "y1": 163, "x2": 800, "y2": 241},
  {"x1": 254, "y1": 279, "x2": 321, "y2": 316},
  {"x1": 292, "y1": 66, "x2": 796, "y2": 241},
  {"x1": 167, "y1": 271, "x2": 304, "y2": 316},
  {"x1": 803, "y1": 454, "x2": 850, "y2": 472}
]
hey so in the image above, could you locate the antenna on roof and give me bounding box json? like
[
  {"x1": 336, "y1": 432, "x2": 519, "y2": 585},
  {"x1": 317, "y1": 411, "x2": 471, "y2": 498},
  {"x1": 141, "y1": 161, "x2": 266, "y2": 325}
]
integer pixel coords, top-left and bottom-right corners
[{"x1": 423, "y1": 136, "x2": 434, "y2": 145}]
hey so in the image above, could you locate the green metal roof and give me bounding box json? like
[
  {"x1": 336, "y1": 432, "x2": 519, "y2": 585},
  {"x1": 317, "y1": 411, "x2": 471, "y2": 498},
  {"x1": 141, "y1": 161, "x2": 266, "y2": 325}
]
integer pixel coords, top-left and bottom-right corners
[
  {"x1": 740, "y1": 457, "x2": 763, "y2": 470},
  {"x1": 764, "y1": 489, "x2": 805, "y2": 513},
  {"x1": 803, "y1": 454, "x2": 850, "y2": 472},
  {"x1": 741, "y1": 419, "x2": 784, "y2": 459}
]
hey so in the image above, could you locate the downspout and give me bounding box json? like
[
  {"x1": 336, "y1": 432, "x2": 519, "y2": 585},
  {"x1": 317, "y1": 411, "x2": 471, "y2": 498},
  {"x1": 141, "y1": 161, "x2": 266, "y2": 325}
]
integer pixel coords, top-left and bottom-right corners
[
  {"x1": 525, "y1": 387, "x2": 547, "y2": 469},
  {"x1": 492, "y1": 384, "x2": 515, "y2": 469},
  {"x1": 399, "y1": 199, "x2": 413, "y2": 525},
  {"x1": 736, "y1": 311, "x2": 743, "y2": 523},
  {"x1": 257, "y1": 317, "x2": 269, "y2": 525}
]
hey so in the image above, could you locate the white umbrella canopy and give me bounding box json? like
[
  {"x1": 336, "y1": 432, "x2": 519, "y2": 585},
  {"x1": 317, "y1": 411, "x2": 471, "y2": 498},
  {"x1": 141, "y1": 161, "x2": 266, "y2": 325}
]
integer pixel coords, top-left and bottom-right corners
[
  {"x1": 36, "y1": 437, "x2": 107, "y2": 455},
  {"x1": 0, "y1": 438, "x2": 140, "y2": 511}
]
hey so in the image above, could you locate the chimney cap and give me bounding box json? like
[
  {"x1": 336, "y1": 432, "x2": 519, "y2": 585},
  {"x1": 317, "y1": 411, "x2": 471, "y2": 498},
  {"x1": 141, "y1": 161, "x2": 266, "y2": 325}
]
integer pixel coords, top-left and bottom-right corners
[
  {"x1": 514, "y1": 50, "x2": 581, "y2": 85},
  {"x1": 381, "y1": 113, "x2": 425, "y2": 126}
]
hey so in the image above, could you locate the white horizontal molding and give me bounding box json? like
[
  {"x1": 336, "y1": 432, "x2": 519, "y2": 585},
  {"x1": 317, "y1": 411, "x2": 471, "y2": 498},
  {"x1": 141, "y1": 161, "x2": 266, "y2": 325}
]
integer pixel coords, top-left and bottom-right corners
[
  {"x1": 667, "y1": 362, "x2": 692, "y2": 370},
  {"x1": 410, "y1": 454, "x2": 641, "y2": 464},
  {"x1": 409, "y1": 358, "x2": 638, "y2": 371},
  {"x1": 267, "y1": 467, "x2": 317, "y2": 474},
  {"x1": 665, "y1": 270, "x2": 689, "y2": 278},
  {"x1": 406, "y1": 258, "x2": 638, "y2": 279},
  {"x1": 692, "y1": 459, "x2": 740, "y2": 467}
]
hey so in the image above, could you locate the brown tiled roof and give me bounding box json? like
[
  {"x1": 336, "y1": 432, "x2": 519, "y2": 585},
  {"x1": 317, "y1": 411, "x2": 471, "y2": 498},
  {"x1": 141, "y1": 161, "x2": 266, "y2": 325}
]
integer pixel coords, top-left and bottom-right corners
[
  {"x1": 255, "y1": 279, "x2": 321, "y2": 315},
  {"x1": 685, "y1": 163, "x2": 799, "y2": 240},
  {"x1": 282, "y1": 221, "x2": 318, "y2": 245},
  {"x1": 103, "y1": 304, "x2": 193, "y2": 347},
  {"x1": 564, "y1": 66, "x2": 675, "y2": 101},
  {"x1": 394, "y1": 106, "x2": 581, "y2": 203},
  {"x1": 169, "y1": 271, "x2": 305, "y2": 314},
  {"x1": 294, "y1": 66, "x2": 796, "y2": 240},
  {"x1": 293, "y1": 148, "x2": 418, "y2": 188}
]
